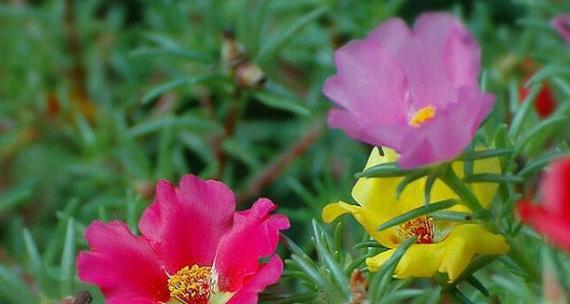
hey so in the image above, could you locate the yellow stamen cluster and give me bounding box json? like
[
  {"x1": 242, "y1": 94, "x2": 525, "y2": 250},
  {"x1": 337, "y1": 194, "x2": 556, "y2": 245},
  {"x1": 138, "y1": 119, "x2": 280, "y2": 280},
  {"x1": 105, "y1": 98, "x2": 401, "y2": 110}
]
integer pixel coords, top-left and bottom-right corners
[
  {"x1": 168, "y1": 265, "x2": 212, "y2": 304},
  {"x1": 409, "y1": 105, "x2": 436, "y2": 127}
]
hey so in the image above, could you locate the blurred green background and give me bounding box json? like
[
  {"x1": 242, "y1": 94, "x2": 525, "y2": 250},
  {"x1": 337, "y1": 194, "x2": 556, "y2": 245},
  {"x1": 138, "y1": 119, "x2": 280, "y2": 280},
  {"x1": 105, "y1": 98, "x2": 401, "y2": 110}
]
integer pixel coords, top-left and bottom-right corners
[{"x1": 0, "y1": 0, "x2": 569, "y2": 303}]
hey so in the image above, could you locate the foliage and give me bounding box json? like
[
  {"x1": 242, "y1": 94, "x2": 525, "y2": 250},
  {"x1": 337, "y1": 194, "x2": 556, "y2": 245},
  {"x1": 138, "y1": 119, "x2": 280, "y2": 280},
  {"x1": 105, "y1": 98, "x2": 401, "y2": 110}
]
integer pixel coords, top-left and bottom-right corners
[{"x1": 0, "y1": 0, "x2": 569, "y2": 303}]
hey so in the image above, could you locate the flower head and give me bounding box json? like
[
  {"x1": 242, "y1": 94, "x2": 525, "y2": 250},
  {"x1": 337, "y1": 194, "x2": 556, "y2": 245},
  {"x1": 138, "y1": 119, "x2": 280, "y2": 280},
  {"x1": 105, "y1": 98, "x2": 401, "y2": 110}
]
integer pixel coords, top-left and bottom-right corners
[
  {"x1": 324, "y1": 13, "x2": 494, "y2": 168},
  {"x1": 78, "y1": 174, "x2": 290, "y2": 304},
  {"x1": 323, "y1": 148, "x2": 509, "y2": 281},
  {"x1": 552, "y1": 14, "x2": 570, "y2": 44},
  {"x1": 518, "y1": 157, "x2": 570, "y2": 252}
]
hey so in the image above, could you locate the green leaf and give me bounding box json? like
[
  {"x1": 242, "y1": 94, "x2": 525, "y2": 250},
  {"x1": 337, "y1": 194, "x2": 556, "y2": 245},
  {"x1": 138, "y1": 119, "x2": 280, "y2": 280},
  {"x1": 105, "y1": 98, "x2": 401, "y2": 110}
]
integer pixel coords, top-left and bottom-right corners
[
  {"x1": 128, "y1": 114, "x2": 220, "y2": 137},
  {"x1": 463, "y1": 173, "x2": 523, "y2": 184},
  {"x1": 311, "y1": 220, "x2": 351, "y2": 300},
  {"x1": 448, "y1": 288, "x2": 474, "y2": 304},
  {"x1": 0, "y1": 265, "x2": 37, "y2": 304},
  {"x1": 458, "y1": 148, "x2": 514, "y2": 161},
  {"x1": 253, "y1": 91, "x2": 310, "y2": 116},
  {"x1": 514, "y1": 116, "x2": 569, "y2": 156},
  {"x1": 257, "y1": 6, "x2": 327, "y2": 62},
  {"x1": 23, "y1": 229, "x2": 44, "y2": 289},
  {"x1": 508, "y1": 84, "x2": 543, "y2": 139},
  {"x1": 0, "y1": 182, "x2": 33, "y2": 213},
  {"x1": 355, "y1": 162, "x2": 412, "y2": 178},
  {"x1": 374, "y1": 237, "x2": 416, "y2": 294},
  {"x1": 141, "y1": 75, "x2": 220, "y2": 104},
  {"x1": 424, "y1": 174, "x2": 437, "y2": 203},
  {"x1": 430, "y1": 211, "x2": 472, "y2": 222},
  {"x1": 439, "y1": 167, "x2": 484, "y2": 212},
  {"x1": 60, "y1": 218, "x2": 76, "y2": 295},
  {"x1": 518, "y1": 149, "x2": 569, "y2": 177},
  {"x1": 129, "y1": 47, "x2": 212, "y2": 62},
  {"x1": 395, "y1": 169, "x2": 428, "y2": 199},
  {"x1": 526, "y1": 65, "x2": 570, "y2": 86},
  {"x1": 466, "y1": 275, "x2": 489, "y2": 297},
  {"x1": 377, "y1": 199, "x2": 457, "y2": 232}
]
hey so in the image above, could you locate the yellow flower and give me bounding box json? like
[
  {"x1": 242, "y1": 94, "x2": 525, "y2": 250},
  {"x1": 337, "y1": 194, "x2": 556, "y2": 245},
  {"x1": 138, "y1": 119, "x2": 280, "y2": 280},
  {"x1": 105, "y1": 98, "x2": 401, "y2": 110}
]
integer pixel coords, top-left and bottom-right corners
[{"x1": 323, "y1": 147, "x2": 510, "y2": 281}]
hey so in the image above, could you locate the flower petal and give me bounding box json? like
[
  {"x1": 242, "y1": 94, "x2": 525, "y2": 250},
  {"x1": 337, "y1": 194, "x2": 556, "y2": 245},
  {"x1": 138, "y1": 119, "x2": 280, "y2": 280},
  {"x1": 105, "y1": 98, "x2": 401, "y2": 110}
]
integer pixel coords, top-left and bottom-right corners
[
  {"x1": 542, "y1": 157, "x2": 570, "y2": 215},
  {"x1": 213, "y1": 198, "x2": 290, "y2": 293},
  {"x1": 322, "y1": 201, "x2": 400, "y2": 248},
  {"x1": 413, "y1": 13, "x2": 480, "y2": 89},
  {"x1": 438, "y1": 224, "x2": 509, "y2": 281},
  {"x1": 226, "y1": 256, "x2": 284, "y2": 304},
  {"x1": 138, "y1": 175, "x2": 235, "y2": 273},
  {"x1": 366, "y1": 243, "x2": 444, "y2": 277},
  {"x1": 518, "y1": 201, "x2": 570, "y2": 252},
  {"x1": 328, "y1": 109, "x2": 406, "y2": 150},
  {"x1": 366, "y1": 224, "x2": 509, "y2": 281},
  {"x1": 77, "y1": 221, "x2": 169, "y2": 302},
  {"x1": 323, "y1": 34, "x2": 408, "y2": 124},
  {"x1": 552, "y1": 14, "x2": 570, "y2": 44},
  {"x1": 370, "y1": 17, "x2": 453, "y2": 108}
]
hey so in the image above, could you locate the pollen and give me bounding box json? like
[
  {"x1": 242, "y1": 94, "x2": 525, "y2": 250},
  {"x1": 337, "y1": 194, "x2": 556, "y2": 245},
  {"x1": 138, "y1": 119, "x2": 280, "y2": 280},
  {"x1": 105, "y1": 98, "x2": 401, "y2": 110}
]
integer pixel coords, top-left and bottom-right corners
[
  {"x1": 409, "y1": 105, "x2": 436, "y2": 127},
  {"x1": 398, "y1": 216, "x2": 435, "y2": 244},
  {"x1": 168, "y1": 265, "x2": 212, "y2": 304}
]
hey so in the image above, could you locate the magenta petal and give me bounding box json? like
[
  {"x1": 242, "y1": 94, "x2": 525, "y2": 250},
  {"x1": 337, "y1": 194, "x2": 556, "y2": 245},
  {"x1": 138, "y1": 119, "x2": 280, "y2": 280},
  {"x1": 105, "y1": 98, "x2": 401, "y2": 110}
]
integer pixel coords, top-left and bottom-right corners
[
  {"x1": 77, "y1": 221, "x2": 169, "y2": 303},
  {"x1": 323, "y1": 34, "x2": 408, "y2": 124},
  {"x1": 552, "y1": 14, "x2": 570, "y2": 44},
  {"x1": 226, "y1": 256, "x2": 284, "y2": 304},
  {"x1": 370, "y1": 17, "x2": 453, "y2": 108},
  {"x1": 214, "y1": 198, "x2": 290, "y2": 293},
  {"x1": 138, "y1": 175, "x2": 235, "y2": 273},
  {"x1": 324, "y1": 13, "x2": 493, "y2": 168},
  {"x1": 398, "y1": 87, "x2": 494, "y2": 168},
  {"x1": 328, "y1": 109, "x2": 406, "y2": 149},
  {"x1": 414, "y1": 13, "x2": 481, "y2": 89}
]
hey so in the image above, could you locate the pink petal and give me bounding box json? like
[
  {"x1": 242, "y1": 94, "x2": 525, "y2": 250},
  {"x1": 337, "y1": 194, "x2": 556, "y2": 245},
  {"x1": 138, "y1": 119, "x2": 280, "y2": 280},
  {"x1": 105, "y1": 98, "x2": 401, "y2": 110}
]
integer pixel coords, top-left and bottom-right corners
[
  {"x1": 328, "y1": 109, "x2": 406, "y2": 150},
  {"x1": 77, "y1": 221, "x2": 169, "y2": 303},
  {"x1": 552, "y1": 14, "x2": 570, "y2": 44},
  {"x1": 138, "y1": 175, "x2": 235, "y2": 273},
  {"x1": 370, "y1": 17, "x2": 453, "y2": 108},
  {"x1": 213, "y1": 198, "x2": 290, "y2": 293},
  {"x1": 323, "y1": 33, "x2": 408, "y2": 124},
  {"x1": 226, "y1": 256, "x2": 284, "y2": 304},
  {"x1": 414, "y1": 13, "x2": 481, "y2": 89},
  {"x1": 397, "y1": 86, "x2": 494, "y2": 168}
]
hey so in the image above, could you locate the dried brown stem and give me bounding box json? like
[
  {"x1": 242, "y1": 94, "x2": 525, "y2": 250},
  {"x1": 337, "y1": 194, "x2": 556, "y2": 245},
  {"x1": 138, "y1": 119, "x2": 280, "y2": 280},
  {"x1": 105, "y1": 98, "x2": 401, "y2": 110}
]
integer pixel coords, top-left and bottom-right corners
[{"x1": 237, "y1": 121, "x2": 324, "y2": 204}]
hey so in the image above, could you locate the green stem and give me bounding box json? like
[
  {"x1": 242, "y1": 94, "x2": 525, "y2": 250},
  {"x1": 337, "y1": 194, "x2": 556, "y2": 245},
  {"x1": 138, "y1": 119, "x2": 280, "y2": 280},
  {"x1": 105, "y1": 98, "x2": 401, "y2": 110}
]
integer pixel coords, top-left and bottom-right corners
[{"x1": 439, "y1": 166, "x2": 485, "y2": 212}]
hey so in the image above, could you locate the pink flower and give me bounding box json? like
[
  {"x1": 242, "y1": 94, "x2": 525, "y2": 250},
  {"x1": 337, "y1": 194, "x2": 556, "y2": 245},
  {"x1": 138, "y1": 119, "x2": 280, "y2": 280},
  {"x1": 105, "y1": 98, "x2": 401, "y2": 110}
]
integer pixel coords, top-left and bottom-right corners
[
  {"x1": 552, "y1": 14, "x2": 570, "y2": 44},
  {"x1": 324, "y1": 13, "x2": 494, "y2": 168},
  {"x1": 518, "y1": 157, "x2": 570, "y2": 252},
  {"x1": 77, "y1": 175, "x2": 290, "y2": 304}
]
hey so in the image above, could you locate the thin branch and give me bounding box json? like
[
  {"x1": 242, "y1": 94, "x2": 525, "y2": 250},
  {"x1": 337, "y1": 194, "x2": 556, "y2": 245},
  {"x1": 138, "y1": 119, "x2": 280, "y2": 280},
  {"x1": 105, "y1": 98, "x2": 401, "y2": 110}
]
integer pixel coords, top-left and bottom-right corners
[{"x1": 238, "y1": 120, "x2": 323, "y2": 203}]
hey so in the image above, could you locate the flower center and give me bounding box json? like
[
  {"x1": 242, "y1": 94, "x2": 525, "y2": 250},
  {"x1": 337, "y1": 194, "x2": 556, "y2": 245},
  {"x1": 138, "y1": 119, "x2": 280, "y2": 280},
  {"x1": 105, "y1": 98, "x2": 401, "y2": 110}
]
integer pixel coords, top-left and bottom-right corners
[
  {"x1": 398, "y1": 216, "x2": 435, "y2": 244},
  {"x1": 168, "y1": 265, "x2": 212, "y2": 304},
  {"x1": 409, "y1": 105, "x2": 436, "y2": 127}
]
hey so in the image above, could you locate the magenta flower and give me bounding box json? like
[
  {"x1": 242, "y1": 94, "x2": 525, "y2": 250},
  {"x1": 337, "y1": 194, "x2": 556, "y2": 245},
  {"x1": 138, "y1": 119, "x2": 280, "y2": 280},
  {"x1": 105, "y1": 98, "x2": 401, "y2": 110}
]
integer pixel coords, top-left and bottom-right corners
[
  {"x1": 324, "y1": 13, "x2": 494, "y2": 168},
  {"x1": 77, "y1": 175, "x2": 290, "y2": 304},
  {"x1": 552, "y1": 14, "x2": 570, "y2": 44}
]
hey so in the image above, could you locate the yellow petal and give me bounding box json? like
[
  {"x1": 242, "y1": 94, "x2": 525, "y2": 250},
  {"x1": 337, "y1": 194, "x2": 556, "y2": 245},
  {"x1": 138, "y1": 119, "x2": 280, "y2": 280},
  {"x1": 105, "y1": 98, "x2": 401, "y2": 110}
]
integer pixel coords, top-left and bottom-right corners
[
  {"x1": 428, "y1": 154, "x2": 501, "y2": 212},
  {"x1": 366, "y1": 244, "x2": 445, "y2": 278},
  {"x1": 438, "y1": 224, "x2": 510, "y2": 281},
  {"x1": 321, "y1": 201, "x2": 401, "y2": 248},
  {"x1": 366, "y1": 224, "x2": 509, "y2": 282},
  {"x1": 352, "y1": 147, "x2": 423, "y2": 220},
  {"x1": 322, "y1": 201, "x2": 352, "y2": 223}
]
